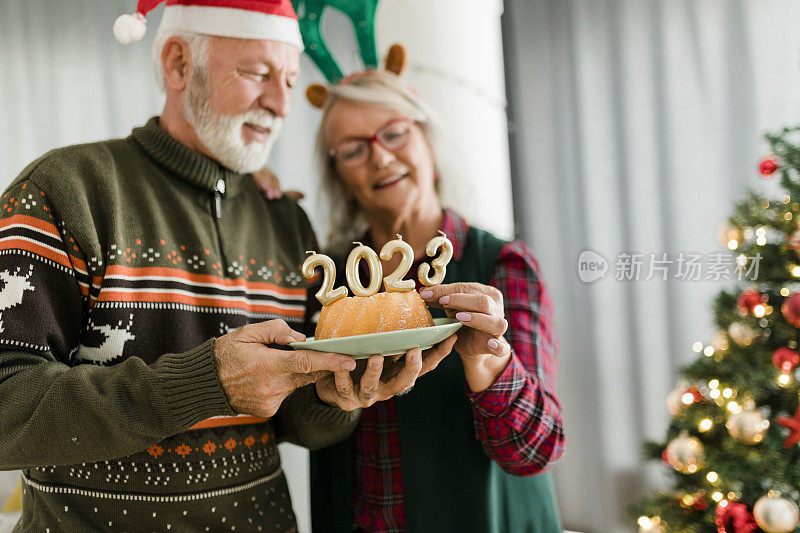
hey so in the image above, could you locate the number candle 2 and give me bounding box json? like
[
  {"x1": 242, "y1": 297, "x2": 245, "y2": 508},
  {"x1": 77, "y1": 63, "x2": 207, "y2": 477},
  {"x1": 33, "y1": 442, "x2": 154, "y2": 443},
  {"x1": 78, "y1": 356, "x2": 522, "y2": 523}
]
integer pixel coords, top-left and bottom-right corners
[
  {"x1": 380, "y1": 235, "x2": 415, "y2": 292},
  {"x1": 346, "y1": 242, "x2": 383, "y2": 297},
  {"x1": 302, "y1": 251, "x2": 348, "y2": 305},
  {"x1": 418, "y1": 231, "x2": 454, "y2": 287}
]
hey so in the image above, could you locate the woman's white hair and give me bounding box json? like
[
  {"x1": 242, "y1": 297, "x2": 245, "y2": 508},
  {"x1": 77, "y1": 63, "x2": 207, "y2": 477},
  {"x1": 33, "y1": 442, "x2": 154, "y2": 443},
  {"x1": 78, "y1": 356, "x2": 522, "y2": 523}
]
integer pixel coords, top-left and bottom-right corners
[
  {"x1": 316, "y1": 71, "x2": 464, "y2": 254},
  {"x1": 151, "y1": 31, "x2": 211, "y2": 92}
]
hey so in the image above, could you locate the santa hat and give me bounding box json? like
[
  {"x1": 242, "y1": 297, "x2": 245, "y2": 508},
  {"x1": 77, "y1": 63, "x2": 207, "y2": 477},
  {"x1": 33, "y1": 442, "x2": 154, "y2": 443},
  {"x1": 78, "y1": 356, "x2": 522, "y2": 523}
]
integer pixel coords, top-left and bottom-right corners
[{"x1": 113, "y1": 0, "x2": 303, "y2": 50}]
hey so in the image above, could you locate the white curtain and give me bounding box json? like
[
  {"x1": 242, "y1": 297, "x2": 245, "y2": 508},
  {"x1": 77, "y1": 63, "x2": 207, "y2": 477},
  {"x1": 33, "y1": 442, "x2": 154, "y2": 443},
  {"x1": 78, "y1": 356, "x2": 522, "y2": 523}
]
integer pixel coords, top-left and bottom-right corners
[{"x1": 503, "y1": 1, "x2": 800, "y2": 531}]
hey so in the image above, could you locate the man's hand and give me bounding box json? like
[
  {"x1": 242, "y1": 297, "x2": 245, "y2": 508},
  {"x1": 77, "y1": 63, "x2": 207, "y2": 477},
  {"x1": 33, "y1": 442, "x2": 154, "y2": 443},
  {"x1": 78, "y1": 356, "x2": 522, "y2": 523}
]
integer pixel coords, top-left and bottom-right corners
[
  {"x1": 250, "y1": 167, "x2": 305, "y2": 201},
  {"x1": 314, "y1": 334, "x2": 458, "y2": 411},
  {"x1": 214, "y1": 320, "x2": 356, "y2": 418}
]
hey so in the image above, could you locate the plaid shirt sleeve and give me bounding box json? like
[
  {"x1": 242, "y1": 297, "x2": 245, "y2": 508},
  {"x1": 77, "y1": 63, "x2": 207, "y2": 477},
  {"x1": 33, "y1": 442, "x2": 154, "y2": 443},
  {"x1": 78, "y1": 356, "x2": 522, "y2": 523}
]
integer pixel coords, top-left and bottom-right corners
[{"x1": 466, "y1": 240, "x2": 566, "y2": 476}]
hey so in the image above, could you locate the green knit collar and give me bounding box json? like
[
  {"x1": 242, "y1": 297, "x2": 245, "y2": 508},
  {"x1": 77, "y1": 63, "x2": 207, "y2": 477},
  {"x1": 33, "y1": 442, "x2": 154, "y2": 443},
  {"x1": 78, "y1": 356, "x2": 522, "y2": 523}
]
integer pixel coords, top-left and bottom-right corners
[{"x1": 131, "y1": 117, "x2": 248, "y2": 196}]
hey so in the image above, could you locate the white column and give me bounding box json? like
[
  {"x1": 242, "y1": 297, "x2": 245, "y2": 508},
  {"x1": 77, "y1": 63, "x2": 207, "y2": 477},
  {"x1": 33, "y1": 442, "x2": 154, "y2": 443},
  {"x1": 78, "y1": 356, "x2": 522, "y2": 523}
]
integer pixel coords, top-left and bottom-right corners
[{"x1": 376, "y1": 0, "x2": 513, "y2": 239}]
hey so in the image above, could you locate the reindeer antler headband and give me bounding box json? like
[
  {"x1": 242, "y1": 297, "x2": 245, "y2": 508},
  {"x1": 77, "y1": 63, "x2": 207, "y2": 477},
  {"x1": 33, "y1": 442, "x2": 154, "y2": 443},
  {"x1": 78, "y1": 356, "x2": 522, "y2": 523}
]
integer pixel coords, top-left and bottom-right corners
[{"x1": 305, "y1": 43, "x2": 407, "y2": 109}]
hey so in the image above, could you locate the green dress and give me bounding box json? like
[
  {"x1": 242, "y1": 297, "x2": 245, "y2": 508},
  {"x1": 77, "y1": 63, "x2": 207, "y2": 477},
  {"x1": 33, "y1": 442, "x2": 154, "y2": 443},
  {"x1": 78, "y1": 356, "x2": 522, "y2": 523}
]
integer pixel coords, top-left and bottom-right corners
[{"x1": 310, "y1": 225, "x2": 562, "y2": 533}]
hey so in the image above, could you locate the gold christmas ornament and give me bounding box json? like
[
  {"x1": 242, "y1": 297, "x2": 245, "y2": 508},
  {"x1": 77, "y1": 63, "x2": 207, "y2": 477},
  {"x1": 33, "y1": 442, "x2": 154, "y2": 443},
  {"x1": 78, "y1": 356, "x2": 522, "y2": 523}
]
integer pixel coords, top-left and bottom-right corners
[
  {"x1": 664, "y1": 432, "x2": 705, "y2": 474},
  {"x1": 726, "y1": 409, "x2": 769, "y2": 444},
  {"x1": 712, "y1": 331, "x2": 729, "y2": 352},
  {"x1": 728, "y1": 322, "x2": 757, "y2": 346},
  {"x1": 753, "y1": 493, "x2": 800, "y2": 533}
]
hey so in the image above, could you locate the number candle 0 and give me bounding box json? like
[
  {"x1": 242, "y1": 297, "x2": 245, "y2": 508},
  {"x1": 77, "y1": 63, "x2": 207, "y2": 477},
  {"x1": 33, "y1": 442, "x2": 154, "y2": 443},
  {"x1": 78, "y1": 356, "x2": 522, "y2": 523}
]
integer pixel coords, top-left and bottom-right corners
[
  {"x1": 302, "y1": 251, "x2": 348, "y2": 306},
  {"x1": 346, "y1": 242, "x2": 383, "y2": 297},
  {"x1": 418, "y1": 231, "x2": 454, "y2": 286},
  {"x1": 380, "y1": 235, "x2": 415, "y2": 292}
]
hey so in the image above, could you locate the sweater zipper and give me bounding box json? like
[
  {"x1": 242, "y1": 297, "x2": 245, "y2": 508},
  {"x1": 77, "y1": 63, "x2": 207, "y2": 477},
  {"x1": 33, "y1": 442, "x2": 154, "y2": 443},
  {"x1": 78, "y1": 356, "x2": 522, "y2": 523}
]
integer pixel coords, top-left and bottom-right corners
[
  {"x1": 212, "y1": 178, "x2": 228, "y2": 273},
  {"x1": 212, "y1": 179, "x2": 224, "y2": 219}
]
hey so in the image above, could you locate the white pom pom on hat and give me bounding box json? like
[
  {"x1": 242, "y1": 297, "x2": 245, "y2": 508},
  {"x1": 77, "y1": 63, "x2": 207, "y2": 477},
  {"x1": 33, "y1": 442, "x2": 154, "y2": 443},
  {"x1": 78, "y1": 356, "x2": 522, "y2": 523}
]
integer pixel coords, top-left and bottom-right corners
[
  {"x1": 113, "y1": 0, "x2": 163, "y2": 45},
  {"x1": 112, "y1": 0, "x2": 304, "y2": 51},
  {"x1": 113, "y1": 13, "x2": 147, "y2": 45}
]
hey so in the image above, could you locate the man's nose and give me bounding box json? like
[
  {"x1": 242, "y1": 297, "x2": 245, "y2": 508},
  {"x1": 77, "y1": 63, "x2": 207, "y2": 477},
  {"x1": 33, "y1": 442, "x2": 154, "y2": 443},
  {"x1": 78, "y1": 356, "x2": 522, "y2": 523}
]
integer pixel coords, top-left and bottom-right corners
[
  {"x1": 258, "y1": 79, "x2": 292, "y2": 119},
  {"x1": 369, "y1": 141, "x2": 394, "y2": 167}
]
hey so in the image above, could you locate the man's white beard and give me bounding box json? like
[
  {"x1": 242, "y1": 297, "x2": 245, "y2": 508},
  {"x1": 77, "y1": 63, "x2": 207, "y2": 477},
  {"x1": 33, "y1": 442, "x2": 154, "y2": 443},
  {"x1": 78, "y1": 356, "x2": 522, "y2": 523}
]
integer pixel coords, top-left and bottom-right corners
[{"x1": 183, "y1": 65, "x2": 282, "y2": 174}]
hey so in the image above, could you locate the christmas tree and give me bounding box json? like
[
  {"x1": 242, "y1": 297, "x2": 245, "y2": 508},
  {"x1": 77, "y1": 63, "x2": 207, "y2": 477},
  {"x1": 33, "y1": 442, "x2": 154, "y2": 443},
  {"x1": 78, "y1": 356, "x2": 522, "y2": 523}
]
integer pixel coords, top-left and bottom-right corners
[{"x1": 631, "y1": 128, "x2": 800, "y2": 533}]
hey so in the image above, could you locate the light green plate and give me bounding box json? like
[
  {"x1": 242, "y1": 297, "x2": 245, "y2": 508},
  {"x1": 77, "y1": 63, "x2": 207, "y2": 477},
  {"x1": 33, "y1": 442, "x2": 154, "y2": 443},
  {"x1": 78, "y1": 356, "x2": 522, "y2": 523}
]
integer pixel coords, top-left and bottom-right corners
[{"x1": 290, "y1": 318, "x2": 462, "y2": 358}]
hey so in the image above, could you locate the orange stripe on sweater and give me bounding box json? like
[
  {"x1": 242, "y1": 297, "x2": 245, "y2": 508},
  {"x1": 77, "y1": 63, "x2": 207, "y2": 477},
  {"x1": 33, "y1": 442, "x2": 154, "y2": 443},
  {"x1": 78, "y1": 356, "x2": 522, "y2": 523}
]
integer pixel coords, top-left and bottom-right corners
[
  {"x1": 96, "y1": 290, "x2": 305, "y2": 316},
  {"x1": 105, "y1": 265, "x2": 305, "y2": 296},
  {"x1": 0, "y1": 214, "x2": 61, "y2": 238},
  {"x1": 0, "y1": 239, "x2": 71, "y2": 269}
]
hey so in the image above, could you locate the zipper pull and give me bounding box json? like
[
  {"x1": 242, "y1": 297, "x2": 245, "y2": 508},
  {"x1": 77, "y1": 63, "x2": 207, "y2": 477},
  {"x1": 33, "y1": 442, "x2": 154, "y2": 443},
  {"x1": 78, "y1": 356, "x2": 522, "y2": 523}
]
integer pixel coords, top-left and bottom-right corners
[{"x1": 213, "y1": 179, "x2": 225, "y2": 219}]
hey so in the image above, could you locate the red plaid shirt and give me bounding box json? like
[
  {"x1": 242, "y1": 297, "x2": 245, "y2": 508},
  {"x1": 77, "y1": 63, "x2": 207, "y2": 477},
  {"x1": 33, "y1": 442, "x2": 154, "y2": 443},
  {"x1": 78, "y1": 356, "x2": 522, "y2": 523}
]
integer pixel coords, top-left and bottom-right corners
[{"x1": 351, "y1": 210, "x2": 566, "y2": 532}]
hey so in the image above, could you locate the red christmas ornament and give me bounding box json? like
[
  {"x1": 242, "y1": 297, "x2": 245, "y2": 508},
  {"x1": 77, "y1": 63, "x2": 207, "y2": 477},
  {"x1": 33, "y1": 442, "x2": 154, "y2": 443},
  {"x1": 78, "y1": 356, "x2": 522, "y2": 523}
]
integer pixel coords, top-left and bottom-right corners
[
  {"x1": 777, "y1": 404, "x2": 800, "y2": 448},
  {"x1": 737, "y1": 290, "x2": 764, "y2": 314},
  {"x1": 760, "y1": 156, "x2": 780, "y2": 177},
  {"x1": 715, "y1": 502, "x2": 757, "y2": 533},
  {"x1": 694, "y1": 496, "x2": 708, "y2": 512},
  {"x1": 686, "y1": 385, "x2": 704, "y2": 403},
  {"x1": 791, "y1": 231, "x2": 800, "y2": 258},
  {"x1": 660, "y1": 448, "x2": 670, "y2": 467},
  {"x1": 783, "y1": 293, "x2": 800, "y2": 327},
  {"x1": 773, "y1": 348, "x2": 800, "y2": 374}
]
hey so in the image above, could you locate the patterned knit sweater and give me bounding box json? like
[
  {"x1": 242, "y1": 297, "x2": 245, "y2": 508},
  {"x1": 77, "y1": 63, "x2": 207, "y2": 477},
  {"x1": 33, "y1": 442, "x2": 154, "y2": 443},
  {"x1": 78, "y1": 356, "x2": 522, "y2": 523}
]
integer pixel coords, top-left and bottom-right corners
[{"x1": 0, "y1": 117, "x2": 358, "y2": 532}]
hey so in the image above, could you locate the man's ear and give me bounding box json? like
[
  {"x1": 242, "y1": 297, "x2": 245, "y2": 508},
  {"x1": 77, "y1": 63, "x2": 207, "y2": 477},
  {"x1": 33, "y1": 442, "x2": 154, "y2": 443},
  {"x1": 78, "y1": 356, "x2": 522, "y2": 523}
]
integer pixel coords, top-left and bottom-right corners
[{"x1": 161, "y1": 36, "x2": 194, "y2": 91}]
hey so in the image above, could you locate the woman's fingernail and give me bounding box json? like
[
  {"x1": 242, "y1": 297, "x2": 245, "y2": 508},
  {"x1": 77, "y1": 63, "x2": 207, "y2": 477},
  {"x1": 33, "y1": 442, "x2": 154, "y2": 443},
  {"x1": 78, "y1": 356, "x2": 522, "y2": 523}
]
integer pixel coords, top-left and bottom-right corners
[
  {"x1": 456, "y1": 312, "x2": 471, "y2": 322},
  {"x1": 420, "y1": 290, "x2": 433, "y2": 299},
  {"x1": 411, "y1": 351, "x2": 421, "y2": 364},
  {"x1": 488, "y1": 339, "x2": 499, "y2": 350},
  {"x1": 439, "y1": 295, "x2": 450, "y2": 305},
  {"x1": 342, "y1": 359, "x2": 356, "y2": 371}
]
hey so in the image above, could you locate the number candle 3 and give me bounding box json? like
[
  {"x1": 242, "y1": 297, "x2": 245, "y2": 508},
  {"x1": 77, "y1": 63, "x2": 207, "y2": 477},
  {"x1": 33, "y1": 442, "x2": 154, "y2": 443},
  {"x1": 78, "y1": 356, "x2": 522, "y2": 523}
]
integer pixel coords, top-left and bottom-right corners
[{"x1": 418, "y1": 231, "x2": 454, "y2": 287}]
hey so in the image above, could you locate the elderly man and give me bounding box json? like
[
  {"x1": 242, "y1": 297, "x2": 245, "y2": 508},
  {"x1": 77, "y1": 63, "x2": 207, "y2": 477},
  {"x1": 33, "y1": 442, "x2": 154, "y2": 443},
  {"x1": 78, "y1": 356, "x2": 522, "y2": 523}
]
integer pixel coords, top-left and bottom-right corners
[{"x1": 0, "y1": 1, "x2": 454, "y2": 531}]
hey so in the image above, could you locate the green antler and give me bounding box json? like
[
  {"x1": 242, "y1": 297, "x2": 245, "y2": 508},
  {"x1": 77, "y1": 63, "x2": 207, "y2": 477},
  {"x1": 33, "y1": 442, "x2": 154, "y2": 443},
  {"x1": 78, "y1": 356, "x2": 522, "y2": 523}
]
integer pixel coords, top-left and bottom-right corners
[{"x1": 292, "y1": 0, "x2": 381, "y2": 84}]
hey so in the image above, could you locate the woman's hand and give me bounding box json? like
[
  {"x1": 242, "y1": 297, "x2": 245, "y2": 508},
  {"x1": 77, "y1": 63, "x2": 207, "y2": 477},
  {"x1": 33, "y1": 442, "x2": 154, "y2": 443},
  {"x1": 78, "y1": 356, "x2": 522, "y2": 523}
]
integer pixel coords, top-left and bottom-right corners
[
  {"x1": 420, "y1": 283, "x2": 512, "y2": 392},
  {"x1": 250, "y1": 167, "x2": 305, "y2": 201},
  {"x1": 314, "y1": 334, "x2": 457, "y2": 410}
]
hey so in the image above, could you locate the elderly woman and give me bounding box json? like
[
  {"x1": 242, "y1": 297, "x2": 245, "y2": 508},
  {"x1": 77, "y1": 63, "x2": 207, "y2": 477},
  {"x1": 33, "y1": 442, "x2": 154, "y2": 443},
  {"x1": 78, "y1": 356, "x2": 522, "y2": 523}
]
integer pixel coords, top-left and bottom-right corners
[{"x1": 257, "y1": 71, "x2": 565, "y2": 532}]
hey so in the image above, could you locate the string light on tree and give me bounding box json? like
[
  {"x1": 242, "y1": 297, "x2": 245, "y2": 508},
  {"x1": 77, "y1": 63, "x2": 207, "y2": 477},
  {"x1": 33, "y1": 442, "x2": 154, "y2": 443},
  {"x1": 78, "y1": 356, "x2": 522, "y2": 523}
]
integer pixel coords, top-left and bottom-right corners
[
  {"x1": 719, "y1": 223, "x2": 744, "y2": 250},
  {"x1": 637, "y1": 516, "x2": 665, "y2": 533},
  {"x1": 773, "y1": 348, "x2": 800, "y2": 386}
]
